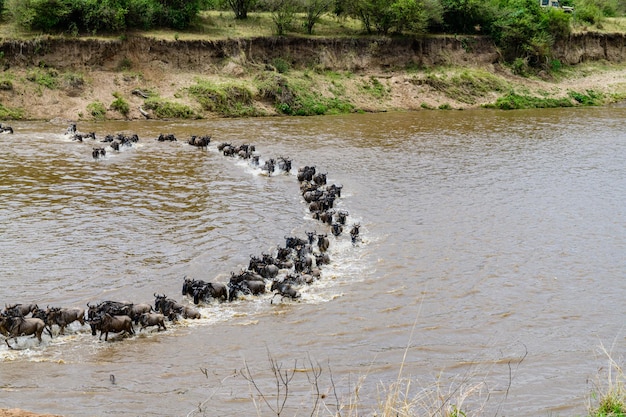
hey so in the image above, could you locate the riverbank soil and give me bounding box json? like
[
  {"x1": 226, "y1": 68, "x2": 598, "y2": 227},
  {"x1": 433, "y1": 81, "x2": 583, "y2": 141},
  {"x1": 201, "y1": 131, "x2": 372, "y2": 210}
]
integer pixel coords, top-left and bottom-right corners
[{"x1": 0, "y1": 35, "x2": 626, "y2": 121}]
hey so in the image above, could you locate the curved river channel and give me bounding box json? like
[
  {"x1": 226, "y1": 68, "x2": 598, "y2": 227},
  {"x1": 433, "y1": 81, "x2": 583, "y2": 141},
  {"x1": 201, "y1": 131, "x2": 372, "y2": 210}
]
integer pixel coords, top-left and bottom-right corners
[{"x1": 0, "y1": 107, "x2": 625, "y2": 416}]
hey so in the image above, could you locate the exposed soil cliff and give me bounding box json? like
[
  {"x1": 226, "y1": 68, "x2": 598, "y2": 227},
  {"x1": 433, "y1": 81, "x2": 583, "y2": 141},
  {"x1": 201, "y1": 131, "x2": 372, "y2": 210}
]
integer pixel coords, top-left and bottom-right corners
[{"x1": 0, "y1": 34, "x2": 625, "y2": 121}]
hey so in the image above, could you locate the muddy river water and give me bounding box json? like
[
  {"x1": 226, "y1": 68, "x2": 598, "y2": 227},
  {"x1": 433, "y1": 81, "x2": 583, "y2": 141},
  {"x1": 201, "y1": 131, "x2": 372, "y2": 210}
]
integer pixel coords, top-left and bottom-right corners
[{"x1": 0, "y1": 107, "x2": 624, "y2": 416}]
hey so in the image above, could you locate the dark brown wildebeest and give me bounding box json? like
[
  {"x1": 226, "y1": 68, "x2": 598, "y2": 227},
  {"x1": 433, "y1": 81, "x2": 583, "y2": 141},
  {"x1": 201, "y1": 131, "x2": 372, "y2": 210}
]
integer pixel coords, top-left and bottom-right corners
[
  {"x1": 89, "y1": 313, "x2": 134, "y2": 341},
  {"x1": 47, "y1": 307, "x2": 86, "y2": 335},
  {"x1": 0, "y1": 315, "x2": 47, "y2": 349}
]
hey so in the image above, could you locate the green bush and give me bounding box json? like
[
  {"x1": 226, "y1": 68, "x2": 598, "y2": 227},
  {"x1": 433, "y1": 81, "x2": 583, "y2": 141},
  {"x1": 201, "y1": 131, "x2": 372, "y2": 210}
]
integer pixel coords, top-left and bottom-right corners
[
  {"x1": 573, "y1": 0, "x2": 604, "y2": 24},
  {"x1": 5, "y1": 0, "x2": 204, "y2": 32},
  {"x1": 188, "y1": 80, "x2": 260, "y2": 117},
  {"x1": 26, "y1": 68, "x2": 59, "y2": 89},
  {"x1": 257, "y1": 74, "x2": 353, "y2": 116},
  {"x1": 7, "y1": 0, "x2": 72, "y2": 32},
  {"x1": 485, "y1": 92, "x2": 574, "y2": 109},
  {"x1": 110, "y1": 92, "x2": 130, "y2": 117},
  {"x1": 87, "y1": 100, "x2": 107, "y2": 119},
  {"x1": 144, "y1": 97, "x2": 198, "y2": 118},
  {"x1": 0, "y1": 103, "x2": 24, "y2": 119},
  {"x1": 271, "y1": 57, "x2": 290, "y2": 74},
  {"x1": 568, "y1": 89, "x2": 604, "y2": 105}
]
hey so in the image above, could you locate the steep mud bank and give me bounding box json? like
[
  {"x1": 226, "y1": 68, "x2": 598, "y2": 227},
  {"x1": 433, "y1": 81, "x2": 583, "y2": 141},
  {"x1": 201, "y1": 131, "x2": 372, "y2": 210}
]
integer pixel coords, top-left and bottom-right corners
[{"x1": 2, "y1": 33, "x2": 626, "y2": 71}]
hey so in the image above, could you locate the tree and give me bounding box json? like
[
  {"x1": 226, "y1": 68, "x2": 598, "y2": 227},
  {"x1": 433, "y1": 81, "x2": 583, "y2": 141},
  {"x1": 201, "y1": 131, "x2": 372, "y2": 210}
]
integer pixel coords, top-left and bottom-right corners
[
  {"x1": 303, "y1": 0, "x2": 334, "y2": 34},
  {"x1": 486, "y1": 0, "x2": 570, "y2": 67},
  {"x1": 440, "y1": 0, "x2": 498, "y2": 33},
  {"x1": 223, "y1": 0, "x2": 256, "y2": 19},
  {"x1": 344, "y1": 0, "x2": 429, "y2": 35},
  {"x1": 268, "y1": 0, "x2": 299, "y2": 35}
]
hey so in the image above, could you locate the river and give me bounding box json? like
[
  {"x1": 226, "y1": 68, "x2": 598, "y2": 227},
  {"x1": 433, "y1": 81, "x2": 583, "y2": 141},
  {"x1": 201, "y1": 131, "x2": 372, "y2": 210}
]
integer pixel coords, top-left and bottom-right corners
[{"x1": 0, "y1": 107, "x2": 625, "y2": 416}]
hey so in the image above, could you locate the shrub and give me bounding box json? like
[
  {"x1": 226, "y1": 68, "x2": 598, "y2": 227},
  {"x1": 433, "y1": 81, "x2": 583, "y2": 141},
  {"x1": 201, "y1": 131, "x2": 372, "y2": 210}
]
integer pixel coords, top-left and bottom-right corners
[
  {"x1": 110, "y1": 92, "x2": 130, "y2": 117},
  {"x1": 188, "y1": 80, "x2": 259, "y2": 117},
  {"x1": 7, "y1": 0, "x2": 72, "y2": 32},
  {"x1": 6, "y1": 0, "x2": 204, "y2": 32},
  {"x1": 0, "y1": 103, "x2": 24, "y2": 119},
  {"x1": 26, "y1": 68, "x2": 59, "y2": 89},
  {"x1": 568, "y1": 89, "x2": 605, "y2": 105},
  {"x1": 256, "y1": 74, "x2": 353, "y2": 116},
  {"x1": 144, "y1": 97, "x2": 198, "y2": 118},
  {"x1": 87, "y1": 100, "x2": 107, "y2": 119},
  {"x1": 574, "y1": 0, "x2": 604, "y2": 24},
  {"x1": 485, "y1": 92, "x2": 574, "y2": 109},
  {"x1": 271, "y1": 57, "x2": 290, "y2": 74}
]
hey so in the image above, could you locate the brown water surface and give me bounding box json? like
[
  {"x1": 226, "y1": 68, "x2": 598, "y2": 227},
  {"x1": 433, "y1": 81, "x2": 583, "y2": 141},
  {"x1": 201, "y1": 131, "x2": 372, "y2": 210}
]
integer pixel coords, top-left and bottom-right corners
[{"x1": 0, "y1": 108, "x2": 625, "y2": 416}]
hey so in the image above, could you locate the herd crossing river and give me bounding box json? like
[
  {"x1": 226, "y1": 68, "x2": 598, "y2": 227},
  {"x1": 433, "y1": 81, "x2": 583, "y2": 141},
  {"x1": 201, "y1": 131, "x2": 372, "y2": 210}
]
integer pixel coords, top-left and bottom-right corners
[{"x1": 0, "y1": 107, "x2": 625, "y2": 416}]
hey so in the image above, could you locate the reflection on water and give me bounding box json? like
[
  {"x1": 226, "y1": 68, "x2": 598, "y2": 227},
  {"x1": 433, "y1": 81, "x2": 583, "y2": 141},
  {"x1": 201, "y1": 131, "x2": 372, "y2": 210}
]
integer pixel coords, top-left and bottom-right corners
[{"x1": 0, "y1": 108, "x2": 625, "y2": 416}]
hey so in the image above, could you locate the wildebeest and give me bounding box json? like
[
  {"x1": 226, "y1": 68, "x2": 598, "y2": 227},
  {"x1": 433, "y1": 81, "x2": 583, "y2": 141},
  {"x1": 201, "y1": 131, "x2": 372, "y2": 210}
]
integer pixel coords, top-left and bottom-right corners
[
  {"x1": 89, "y1": 312, "x2": 134, "y2": 341},
  {"x1": 285, "y1": 235, "x2": 308, "y2": 250},
  {"x1": 139, "y1": 312, "x2": 167, "y2": 332},
  {"x1": 350, "y1": 223, "x2": 361, "y2": 244},
  {"x1": 261, "y1": 158, "x2": 276, "y2": 176},
  {"x1": 92, "y1": 147, "x2": 106, "y2": 159},
  {"x1": 157, "y1": 133, "x2": 177, "y2": 142},
  {"x1": 154, "y1": 294, "x2": 185, "y2": 321},
  {"x1": 297, "y1": 166, "x2": 316, "y2": 182},
  {"x1": 326, "y1": 183, "x2": 343, "y2": 198},
  {"x1": 128, "y1": 303, "x2": 154, "y2": 324},
  {"x1": 312, "y1": 172, "x2": 327, "y2": 186},
  {"x1": 317, "y1": 233, "x2": 330, "y2": 252},
  {"x1": 0, "y1": 315, "x2": 47, "y2": 349},
  {"x1": 182, "y1": 277, "x2": 228, "y2": 304},
  {"x1": 248, "y1": 255, "x2": 279, "y2": 279},
  {"x1": 74, "y1": 132, "x2": 96, "y2": 142},
  {"x1": 335, "y1": 210, "x2": 349, "y2": 225},
  {"x1": 86, "y1": 301, "x2": 132, "y2": 335},
  {"x1": 0, "y1": 123, "x2": 14, "y2": 134},
  {"x1": 188, "y1": 135, "x2": 211, "y2": 149},
  {"x1": 277, "y1": 156, "x2": 292, "y2": 173},
  {"x1": 331, "y1": 222, "x2": 343, "y2": 237},
  {"x1": 228, "y1": 280, "x2": 267, "y2": 302},
  {"x1": 4, "y1": 303, "x2": 38, "y2": 317},
  {"x1": 180, "y1": 305, "x2": 201, "y2": 319},
  {"x1": 47, "y1": 307, "x2": 86, "y2": 335},
  {"x1": 270, "y1": 280, "x2": 301, "y2": 304}
]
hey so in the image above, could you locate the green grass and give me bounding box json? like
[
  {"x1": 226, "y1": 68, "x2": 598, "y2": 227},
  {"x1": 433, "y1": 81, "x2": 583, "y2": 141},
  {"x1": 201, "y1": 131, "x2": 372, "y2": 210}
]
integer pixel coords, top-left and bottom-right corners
[
  {"x1": 359, "y1": 76, "x2": 389, "y2": 99},
  {"x1": 86, "y1": 100, "x2": 107, "y2": 120},
  {"x1": 485, "y1": 92, "x2": 575, "y2": 109},
  {"x1": 143, "y1": 97, "x2": 199, "y2": 119},
  {"x1": 588, "y1": 346, "x2": 626, "y2": 417},
  {"x1": 26, "y1": 67, "x2": 59, "y2": 89},
  {"x1": 110, "y1": 92, "x2": 130, "y2": 117},
  {"x1": 187, "y1": 79, "x2": 261, "y2": 117},
  {"x1": 414, "y1": 69, "x2": 509, "y2": 104},
  {"x1": 485, "y1": 88, "x2": 607, "y2": 109},
  {"x1": 256, "y1": 72, "x2": 354, "y2": 116},
  {"x1": 568, "y1": 89, "x2": 606, "y2": 105},
  {"x1": 0, "y1": 103, "x2": 24, "y2": 119}
]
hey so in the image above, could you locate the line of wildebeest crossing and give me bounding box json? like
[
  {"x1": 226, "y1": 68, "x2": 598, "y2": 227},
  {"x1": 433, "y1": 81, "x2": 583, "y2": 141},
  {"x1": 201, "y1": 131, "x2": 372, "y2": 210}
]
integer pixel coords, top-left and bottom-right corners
[{"x1": 0, "y1": 124, "x2": 361, "y2": 350}]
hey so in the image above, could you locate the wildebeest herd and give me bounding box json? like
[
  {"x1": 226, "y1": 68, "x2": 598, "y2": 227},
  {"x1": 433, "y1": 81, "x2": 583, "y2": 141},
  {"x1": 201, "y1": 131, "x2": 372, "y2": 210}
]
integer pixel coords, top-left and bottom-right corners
[{"x1": 0, "y1": 123, "x2": 362, "y2": 350}]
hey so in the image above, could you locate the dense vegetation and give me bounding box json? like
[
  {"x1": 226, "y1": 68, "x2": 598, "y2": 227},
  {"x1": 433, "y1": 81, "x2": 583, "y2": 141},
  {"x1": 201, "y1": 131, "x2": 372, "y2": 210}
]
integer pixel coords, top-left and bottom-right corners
[{"x1": 0, "y1": 0, "x2": 624, "y2": 68}]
